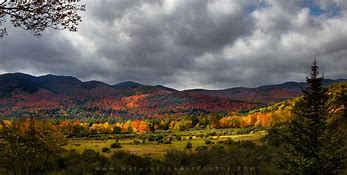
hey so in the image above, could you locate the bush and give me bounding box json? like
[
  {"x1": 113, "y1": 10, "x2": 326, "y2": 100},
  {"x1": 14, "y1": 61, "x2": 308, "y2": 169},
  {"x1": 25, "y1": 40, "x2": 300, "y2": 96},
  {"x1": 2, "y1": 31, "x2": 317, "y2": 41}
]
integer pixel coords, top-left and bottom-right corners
[
  {"x1": 110, "y1": 142, "x2": 122, "y2": 148},
  {"x1": 216, "y1": 140, "x2": 224, "y2": 144},
  {"x1": 236, "y1": 127, "x2": 254, "y2": 135},
  {"x1": 176, "y1": 136, "x2": 182, "y2": 141},
  {"x1": 148, "y1": 135, "x2": 156, "y2": 142},
  {"x1": 163, "y1": 140, "x2": 172, "y2": 144},
  {"x1": 110, "y1": 151, "x2": 154, "y2": 173},
  {"x1": 132, "y1": 140, "x2": 140, "y2": 145},
  {"x1": 101, "y1": 147, "x2": 111, "y2": 153},
  {"x1": 195, "y1": 146, "x2": 208, "y2": 152},
  {"x1": 185, "y1": 142, "x2": 192, "y2": 149},
  {"x1": 155, "y1": 135, "x2": 164, "y2": 141},
  {"x1": 222, "y1": 138, "x2": 235, "y2": 145},
  {"x1": 60, "y1": 149, "x2": 112, "y2": 174},
  {"x1": 157, "y1": 140, "x2": 163, "y2": 144},
  {"x1": 237, "y1": 141, "x2": 256, "y2": 148},
  {"x1": 208, "y1": 132, "x2": 216, "y2": 136},
  {"x1": 189, "y1": 136, "x2": 193, "y2": 140},
  {"x1": 205, "y1": 140, "x2": 214, "y2": 144},
  {"x1": 210, "y1": 144, "x2": 224, "y2": 150}
]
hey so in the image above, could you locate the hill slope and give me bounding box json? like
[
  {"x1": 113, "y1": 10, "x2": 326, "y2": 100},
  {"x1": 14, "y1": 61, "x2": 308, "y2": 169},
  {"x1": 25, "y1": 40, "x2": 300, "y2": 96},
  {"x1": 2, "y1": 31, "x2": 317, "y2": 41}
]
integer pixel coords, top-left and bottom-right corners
[
  {"x1": 184, "y1": 79, "x2": 347, "y2": 104},
  {"x1": 0, "y1": 72, "x2": 345, "y2": 119}
]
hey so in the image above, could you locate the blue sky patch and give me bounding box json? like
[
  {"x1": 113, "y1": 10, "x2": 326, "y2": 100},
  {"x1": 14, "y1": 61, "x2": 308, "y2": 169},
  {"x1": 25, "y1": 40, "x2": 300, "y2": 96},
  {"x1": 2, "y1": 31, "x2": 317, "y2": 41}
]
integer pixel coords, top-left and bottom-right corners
[{"x1": 302, "y1": 0, "x2": 341, "y2": 17}]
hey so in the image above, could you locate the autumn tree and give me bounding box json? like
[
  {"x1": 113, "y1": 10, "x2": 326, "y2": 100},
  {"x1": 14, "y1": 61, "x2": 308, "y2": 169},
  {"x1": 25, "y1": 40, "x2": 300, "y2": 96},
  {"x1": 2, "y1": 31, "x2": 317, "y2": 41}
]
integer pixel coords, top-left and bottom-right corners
[
  {"x1": 173, "y1": 119, "x2": 192, "y2": 131},
  {"x1": 207, "y1": 114, "x2": 220, "y2": 129},
  {"x1": 219, "y1": 116, "x2": 241, "y2": 128},
  {"x1": 0, "y1": 118, "x2": 65, "y2": 175},
  {"x1": 0, "y1": 0, "x2": 85, "y2": 37}
]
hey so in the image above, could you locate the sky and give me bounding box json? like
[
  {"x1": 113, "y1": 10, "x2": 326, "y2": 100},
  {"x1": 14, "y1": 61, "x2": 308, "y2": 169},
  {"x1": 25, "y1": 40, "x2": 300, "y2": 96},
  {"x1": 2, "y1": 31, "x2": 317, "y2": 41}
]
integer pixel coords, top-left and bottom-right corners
[{"x1": 0, "y1": 0, "x2": 346, "y2": 90}]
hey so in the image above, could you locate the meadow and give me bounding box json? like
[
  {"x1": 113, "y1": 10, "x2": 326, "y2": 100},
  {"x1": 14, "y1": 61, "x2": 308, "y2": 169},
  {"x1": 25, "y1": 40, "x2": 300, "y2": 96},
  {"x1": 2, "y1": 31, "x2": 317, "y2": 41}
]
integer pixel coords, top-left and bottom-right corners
[{"x1": 63, "y1": 129, "x2": 267, "y2": 159}]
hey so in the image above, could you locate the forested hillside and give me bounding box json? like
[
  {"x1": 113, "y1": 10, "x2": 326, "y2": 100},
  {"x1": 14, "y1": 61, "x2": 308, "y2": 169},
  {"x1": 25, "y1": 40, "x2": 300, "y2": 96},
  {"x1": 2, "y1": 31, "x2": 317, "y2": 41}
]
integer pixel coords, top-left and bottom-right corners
[{"x1": 0, "y1": 72, "x2": 345, "y2": 120}]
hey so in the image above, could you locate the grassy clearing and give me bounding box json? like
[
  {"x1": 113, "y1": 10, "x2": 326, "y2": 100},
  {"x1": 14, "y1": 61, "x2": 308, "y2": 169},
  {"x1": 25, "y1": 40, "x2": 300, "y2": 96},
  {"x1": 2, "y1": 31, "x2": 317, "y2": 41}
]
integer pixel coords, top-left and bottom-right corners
[{"x1": 63, "y1": 131, "x2": 266, "y2": 159}]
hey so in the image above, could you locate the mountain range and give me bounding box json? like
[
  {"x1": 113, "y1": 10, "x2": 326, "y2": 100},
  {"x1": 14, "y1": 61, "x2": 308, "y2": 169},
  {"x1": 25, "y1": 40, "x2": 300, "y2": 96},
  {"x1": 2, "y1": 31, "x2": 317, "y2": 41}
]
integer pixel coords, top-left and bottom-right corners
[{"x1": 0, "y1": 72, "x2": 345, "y2": 119}]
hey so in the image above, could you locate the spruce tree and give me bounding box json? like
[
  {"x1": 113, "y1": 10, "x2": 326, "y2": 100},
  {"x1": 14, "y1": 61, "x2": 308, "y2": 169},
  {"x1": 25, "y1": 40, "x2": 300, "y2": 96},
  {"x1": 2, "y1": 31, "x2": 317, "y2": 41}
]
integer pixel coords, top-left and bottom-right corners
[
  {"x1": 279, "y1": 60, "x2": 347, "y2": 175},
  {"x1": 282, "y1": 60, "x2": 327, "y2": 174}
]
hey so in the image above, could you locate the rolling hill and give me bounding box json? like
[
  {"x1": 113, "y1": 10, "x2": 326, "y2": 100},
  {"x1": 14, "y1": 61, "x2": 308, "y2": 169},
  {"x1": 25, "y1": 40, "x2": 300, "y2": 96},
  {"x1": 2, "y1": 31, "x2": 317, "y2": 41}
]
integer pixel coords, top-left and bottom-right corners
[
  {"x1": 0, "y1": 72, "x2": 345, "y2": 119},
  {"x1": 184, "y1": 79, "x2": 347, "y2": 104}
]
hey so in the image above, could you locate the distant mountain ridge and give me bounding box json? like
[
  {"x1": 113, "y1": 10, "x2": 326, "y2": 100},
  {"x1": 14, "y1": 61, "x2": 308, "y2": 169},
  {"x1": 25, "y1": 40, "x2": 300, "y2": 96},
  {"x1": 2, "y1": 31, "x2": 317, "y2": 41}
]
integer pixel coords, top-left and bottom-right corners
[
  {"x1": 113, "y1": 81, "x2": 142, "y2": 89},
  {"x1": 0, "y1": 72, "x2": 345, "y2": 119},
  {"x1": 184, "y1": 79, "x2": 347, "y2": 104}
]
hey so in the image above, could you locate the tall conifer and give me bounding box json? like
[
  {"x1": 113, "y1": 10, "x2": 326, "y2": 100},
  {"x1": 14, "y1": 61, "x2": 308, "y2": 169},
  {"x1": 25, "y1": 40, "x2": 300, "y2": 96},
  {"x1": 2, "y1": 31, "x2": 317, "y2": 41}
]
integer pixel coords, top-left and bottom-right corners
[
  {"x1": 281, "y1": 60, "x2": 327, "y2": 174},
  {"x1": 281, "y1": 60, "x2": 346, "y2": 174}
]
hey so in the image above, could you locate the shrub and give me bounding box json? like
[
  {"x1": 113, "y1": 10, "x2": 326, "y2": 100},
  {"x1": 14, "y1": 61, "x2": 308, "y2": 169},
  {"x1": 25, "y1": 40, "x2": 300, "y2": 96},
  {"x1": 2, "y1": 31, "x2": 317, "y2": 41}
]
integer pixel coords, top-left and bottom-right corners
[
  {"x1": 205, "y1": 140, "x2": 214, "y2": 144},
  {"x1": 185, "y1": 142, "x2": 192, "y2": 149},
  {"x1": 101, "y1": 147, "x2": 111, "y2": 153},
  {"x1": 110, "y1": 151, "x2": 153, "y2": 173},
  {"x1": 148, "y1": 135, "x2": 155, "y2": 142},
  {"x1": 110, "y1": 142, "x2": 122, "y2": 148},
  {"x1": 223, "y1": 138, "x2": 235, "y2": 145},
  {"x1": 216, "y1": 140, "x2": 224, "y2": 144},
  {"x1": 133, "y1": 140, "x2": 140, "y2": 145},
  {"x1": 155, "y1": 135, "x2": 164, "y2": 141},
  {"x1": 210, "y1": 144, "x2": 224, "y2": 150},
  {"x1": 163, "y1": 140, "x2": 172, "y2": 144},
  {"x1": 189, "y1": 136, "x2": 193, "y2": 140},
  {"x1": 157, "y1": 140, "x2": 163, "y2": 144},
  {"x1": 176, "y1": 136, "x2": 182, "y2": 141},
  {"x1": 208, "y1": 132, "x2": 216, "y2": 136},
  {"x1": 237, "y1": 141, "x2": 256, "y2": 148},
  {"x1": 195, "y1": 146, "x2": 208, "y2": 152}
]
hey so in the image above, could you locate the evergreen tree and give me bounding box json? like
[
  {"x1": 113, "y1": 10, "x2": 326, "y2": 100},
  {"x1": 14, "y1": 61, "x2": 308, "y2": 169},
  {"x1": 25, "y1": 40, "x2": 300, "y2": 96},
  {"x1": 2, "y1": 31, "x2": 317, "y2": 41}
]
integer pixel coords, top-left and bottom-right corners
[
  {"x1": 286, "y1": 59, "x2": 327, "y2": 174},
  {"x1": 278, "y1": 60, "x2": 347, "y2": 175}
]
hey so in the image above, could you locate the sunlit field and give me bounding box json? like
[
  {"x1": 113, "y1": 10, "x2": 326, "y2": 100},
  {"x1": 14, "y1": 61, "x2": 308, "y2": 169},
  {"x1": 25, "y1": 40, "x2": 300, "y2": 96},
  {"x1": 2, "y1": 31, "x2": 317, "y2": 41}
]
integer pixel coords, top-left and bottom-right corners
[{"x1": 64, "y1": 131, "x2": 267, "y2": 159}]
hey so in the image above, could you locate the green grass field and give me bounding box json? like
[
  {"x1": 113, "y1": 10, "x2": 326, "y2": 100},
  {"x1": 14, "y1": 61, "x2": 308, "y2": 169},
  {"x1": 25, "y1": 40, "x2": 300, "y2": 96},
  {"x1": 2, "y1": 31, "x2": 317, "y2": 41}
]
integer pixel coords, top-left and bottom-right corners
[{"x1": 63, "y1": 131, "x2": 266, "y2": 159}]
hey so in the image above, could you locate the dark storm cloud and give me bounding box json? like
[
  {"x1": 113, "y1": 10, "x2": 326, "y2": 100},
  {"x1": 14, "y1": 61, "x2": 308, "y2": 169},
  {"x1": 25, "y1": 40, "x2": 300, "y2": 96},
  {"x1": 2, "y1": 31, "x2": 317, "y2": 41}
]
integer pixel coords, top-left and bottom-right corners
[{"x1": 0, "y1": 0, "x2": 346, "y2": 90}]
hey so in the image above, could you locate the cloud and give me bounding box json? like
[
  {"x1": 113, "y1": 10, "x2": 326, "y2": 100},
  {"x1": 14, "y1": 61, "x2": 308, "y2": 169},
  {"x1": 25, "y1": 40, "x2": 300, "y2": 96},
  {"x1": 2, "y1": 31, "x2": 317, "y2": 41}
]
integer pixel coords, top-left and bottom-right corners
[{"x1": 0, "y1": 0, "x2": 346, "y2": 90}]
